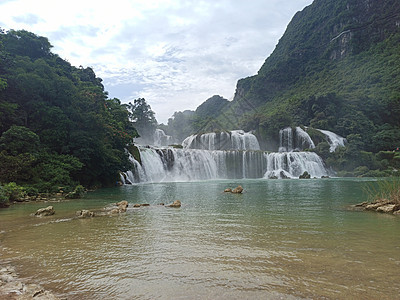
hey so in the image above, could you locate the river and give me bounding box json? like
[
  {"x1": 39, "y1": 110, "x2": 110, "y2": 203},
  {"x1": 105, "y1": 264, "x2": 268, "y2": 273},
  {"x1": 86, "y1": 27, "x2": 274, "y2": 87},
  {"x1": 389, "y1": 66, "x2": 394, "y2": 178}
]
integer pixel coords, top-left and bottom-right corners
[{"x1": 1, "y1": 178, "x2": 399, "y2": 299}]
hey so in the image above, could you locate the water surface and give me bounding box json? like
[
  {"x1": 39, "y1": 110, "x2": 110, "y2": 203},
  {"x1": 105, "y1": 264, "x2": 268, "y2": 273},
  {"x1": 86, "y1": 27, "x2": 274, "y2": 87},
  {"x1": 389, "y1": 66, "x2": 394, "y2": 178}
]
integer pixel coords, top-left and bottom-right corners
[{"x1": 1, "y1": 178, "x2": 399, "y2": 299}]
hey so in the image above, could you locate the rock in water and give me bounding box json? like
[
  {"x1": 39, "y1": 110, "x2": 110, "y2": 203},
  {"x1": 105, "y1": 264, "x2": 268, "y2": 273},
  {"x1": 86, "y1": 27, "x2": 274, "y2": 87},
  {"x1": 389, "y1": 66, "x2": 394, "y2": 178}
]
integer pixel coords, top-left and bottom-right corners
[
  {"x1": 167, "y1": 200, "x2": 181, "y2": 208},
  {"x1": 117, "y1": 200, "x2": 129, "y2": 212},
  {"x1": 224, "y1": 188, "x2": 232, "y2": 193},
  {"x1": 232, "y1": 186, "x2": 244, "y2": 194},
  {"x1": 299, "y1": 171, "x2": 311, "y2": 179},
  {"x1": 76, "y1": 210, "x2": 95, "y2": 218},
  {"x1": 34, "y1": 206, "x2": 55, "y2": 217}
]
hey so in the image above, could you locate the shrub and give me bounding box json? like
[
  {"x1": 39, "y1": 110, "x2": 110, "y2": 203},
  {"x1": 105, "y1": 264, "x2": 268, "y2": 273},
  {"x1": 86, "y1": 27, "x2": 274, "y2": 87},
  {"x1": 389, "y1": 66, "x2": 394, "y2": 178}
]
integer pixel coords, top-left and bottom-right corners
[
  {"x1": 65, "y1": 185, "x2": 85, "y2": 199},
  {"x1": 0, "y1": 186, "x2": 10, "y2": 207},
  {"x1": 3, "y1": 182, "x2": 25, "y2": 202}
]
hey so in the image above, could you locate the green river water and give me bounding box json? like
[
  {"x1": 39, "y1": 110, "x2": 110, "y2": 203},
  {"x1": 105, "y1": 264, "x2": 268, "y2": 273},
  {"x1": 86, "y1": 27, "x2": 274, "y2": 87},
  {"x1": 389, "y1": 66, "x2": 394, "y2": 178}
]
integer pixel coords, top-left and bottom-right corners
[{"x1": 1, "y1": 178, "x2": 399, "y2": 299}]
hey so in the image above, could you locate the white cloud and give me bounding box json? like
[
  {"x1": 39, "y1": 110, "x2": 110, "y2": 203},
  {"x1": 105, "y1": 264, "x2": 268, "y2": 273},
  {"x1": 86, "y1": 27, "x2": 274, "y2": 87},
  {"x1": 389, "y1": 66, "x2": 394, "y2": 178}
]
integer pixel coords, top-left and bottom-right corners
[{"x1": 0, "y1": 0, "x2": 313, "y2": 123}]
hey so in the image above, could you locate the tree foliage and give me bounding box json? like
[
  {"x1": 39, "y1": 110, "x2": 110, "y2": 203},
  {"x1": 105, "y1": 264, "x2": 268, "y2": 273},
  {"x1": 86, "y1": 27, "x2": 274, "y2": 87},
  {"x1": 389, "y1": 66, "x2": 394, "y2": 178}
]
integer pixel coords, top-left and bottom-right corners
[{"x1": 0, "y1": 29, "x2": 143, "y2": 190}]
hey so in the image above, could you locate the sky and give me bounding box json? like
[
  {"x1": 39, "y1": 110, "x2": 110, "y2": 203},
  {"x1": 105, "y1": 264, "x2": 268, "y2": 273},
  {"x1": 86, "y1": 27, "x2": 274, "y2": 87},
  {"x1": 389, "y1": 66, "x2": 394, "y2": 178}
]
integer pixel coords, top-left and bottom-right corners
[{"x1": 0, "y1": 0, "x2": 313, "y2": 123}]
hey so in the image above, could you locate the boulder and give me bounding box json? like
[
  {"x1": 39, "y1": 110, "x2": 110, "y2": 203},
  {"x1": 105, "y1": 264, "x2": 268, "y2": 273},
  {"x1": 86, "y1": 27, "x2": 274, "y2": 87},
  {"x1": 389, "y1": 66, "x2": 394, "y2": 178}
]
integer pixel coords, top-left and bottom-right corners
[
  {"x1": 232, "y1": 186, "x2": 244, "y2": 194},
  {"x1": 34, "y1": 206, "x2": 55, "y2": 217},
  {"x1": 167, "y1": 200, "x2": 181, "y2": 208},
  {"x1": 116, "y1": 200, "x2": 129, "y2": 212},
  {"x1": 376, "y1": 204, "x2": 396, "y2": 213},
  {"x1": 366, "y1": 202, "x2": 387, "y2": 210},
  {"x1": 117, "y1": 200, "x2": 128, "y2": 207},
  {"x1": 76, "y1": 210, "x2": 95, "y2": 218},
  {"x1": 299, "y1": 171, "x2": 311, "y2": 179}
]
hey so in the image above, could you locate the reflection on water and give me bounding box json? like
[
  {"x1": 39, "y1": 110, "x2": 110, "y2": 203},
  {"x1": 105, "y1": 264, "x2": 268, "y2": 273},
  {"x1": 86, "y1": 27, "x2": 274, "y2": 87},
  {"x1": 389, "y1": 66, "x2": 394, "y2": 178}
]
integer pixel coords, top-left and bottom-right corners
[{"x1": 1, "y1": 178, "x2": 400, "y2": 299}]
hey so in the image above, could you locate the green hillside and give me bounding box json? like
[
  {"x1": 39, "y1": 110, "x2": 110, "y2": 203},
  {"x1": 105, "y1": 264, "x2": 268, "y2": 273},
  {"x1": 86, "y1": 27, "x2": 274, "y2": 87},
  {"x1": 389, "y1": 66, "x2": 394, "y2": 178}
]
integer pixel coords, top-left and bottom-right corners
[
  {"x1": 0, "y1": 29, "x2": 142, "y2": 195},
  {"x1": 223, "y1": 0, "x2": 400, "y2": 149}
]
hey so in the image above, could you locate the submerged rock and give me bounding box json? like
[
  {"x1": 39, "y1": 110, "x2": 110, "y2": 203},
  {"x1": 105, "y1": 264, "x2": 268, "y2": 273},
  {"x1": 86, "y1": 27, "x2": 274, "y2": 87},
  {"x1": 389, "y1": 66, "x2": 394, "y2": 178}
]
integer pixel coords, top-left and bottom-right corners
[
  {"x1": 34, "y1": 206, "x2": 55, "y2": 217},
  {"x1": 0, "y1": 265, "x2": 60, "y2": 299},
  {"x1": 167, "y1": 200, "x2": 181, "y2": 208},
  {"x1": 133, "y1": 203, "x2": 150, "y2": 208}
]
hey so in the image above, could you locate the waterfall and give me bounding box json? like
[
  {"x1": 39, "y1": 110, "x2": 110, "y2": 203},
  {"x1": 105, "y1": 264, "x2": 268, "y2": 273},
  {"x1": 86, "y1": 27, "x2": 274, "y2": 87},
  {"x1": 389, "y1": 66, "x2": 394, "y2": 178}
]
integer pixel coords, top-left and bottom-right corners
[
  {"x1": 279, "y1": 127, "x2": 293, "y2": 152},
  {"x1": 182, "y1": 130, "x2": 260, "y2": 151},
  {"x1": 317, "y1": 129, "x2": 346, "y2": 152},
  {"x1": 153, "y1": 129, "x2": 173, "y2": 147},
  {"x1": 279, "y1": 127, "x2": 315, "y2": 152},
  {"x1": 124, "y1": 146, "x2": 329, "y2": 183},
  {"x1": 264, "y1": 152, "x2": 327, "y2": 179}
]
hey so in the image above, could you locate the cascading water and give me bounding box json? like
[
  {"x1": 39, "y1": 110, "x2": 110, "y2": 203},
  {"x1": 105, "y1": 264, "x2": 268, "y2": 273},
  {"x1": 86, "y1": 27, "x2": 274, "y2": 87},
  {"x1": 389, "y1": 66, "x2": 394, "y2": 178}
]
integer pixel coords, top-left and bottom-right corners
[
  {"x1": 153, "y1": 129, "x2": 173, "y2": 147},
  {"x1": 279, "y1": 127, "x2": 315, "y2": 152},
  {"x1": 317, "y1": 129, "x2": 346, "y2": 152},
  {"x1": 121, "y1": 146, "x2": 330, "y2": 183},
  {"x1": 182, "y1": 130, "x2": 260, "y2": 150},
  {"x1": 121, "y1": 127, "x2": 346, "y2": 184}
]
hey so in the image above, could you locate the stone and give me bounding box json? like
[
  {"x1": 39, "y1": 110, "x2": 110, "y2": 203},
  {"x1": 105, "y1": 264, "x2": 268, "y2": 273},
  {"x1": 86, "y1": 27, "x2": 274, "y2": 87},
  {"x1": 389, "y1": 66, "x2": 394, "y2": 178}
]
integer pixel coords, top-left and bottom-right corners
[
  {"x1": 116, "y1": 200, "x2": 129, "y2": 212},
  {"x1": 34, "y1": 206, "x2": 55, "y2": 217},
  {"x1": 366, "y1": 202, "x2": 386, "y2": 210},
  {"x1": 376, "y1": 204, "x2": 396, "y2": 213},
  {"x1": 117, "y1": 200, "x2": 128, "y2": 207},
  {"x1": 109, "y1": 208, "x2": 120, "y2": 214},
  {"x1": 167, "y1": 200, "x2": 181, "y2": 208},
  {"x1": 76, "y1": 210, "x2": 95, "y2": 218},
  {"x1": 224, "y1": 188, "x2": 232, "y2": 193},
  {"x1": 133, "y1": 203, "x2": 150, "y2": 208},
  {"x1": 299, "y1": 171, "x2": 311, "y2": 179},
  {"x1": 232, "y1": 185, "x2": 244, "y2": 194}
]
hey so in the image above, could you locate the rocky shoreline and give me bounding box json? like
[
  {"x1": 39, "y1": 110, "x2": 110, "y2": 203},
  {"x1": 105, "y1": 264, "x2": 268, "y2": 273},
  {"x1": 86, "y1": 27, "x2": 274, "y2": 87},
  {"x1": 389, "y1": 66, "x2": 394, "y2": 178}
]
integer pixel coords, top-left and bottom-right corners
[
  {"x1": 0, "y1": 265, "x2": 61, "y2": 300},
  {"x1": 352, "y1": 199, "x2": 400, "y2": 215}
]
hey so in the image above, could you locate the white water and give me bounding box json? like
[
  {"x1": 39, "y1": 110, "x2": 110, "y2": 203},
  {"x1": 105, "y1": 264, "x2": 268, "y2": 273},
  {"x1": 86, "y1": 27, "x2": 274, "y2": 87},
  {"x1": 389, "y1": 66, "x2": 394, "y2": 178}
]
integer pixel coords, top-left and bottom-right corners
[
  {"x1": 122, "y1": 127, "x2": 348, "y2": 183},
  {"x1": 279, "y1": 127, "x2": 315, "y2": 152},
  {"x1": 182, "y1": 130, "x2": 260, "y2": 151},
  {"x1": 122, "y1": 146, "x2": 329, "y2": 183},
  {"x1": 153, "y1": 129, "x2": 173, "y2": 147},
  {"x1": 317, "y1": 129, "x2": 346, "y2": 152}
]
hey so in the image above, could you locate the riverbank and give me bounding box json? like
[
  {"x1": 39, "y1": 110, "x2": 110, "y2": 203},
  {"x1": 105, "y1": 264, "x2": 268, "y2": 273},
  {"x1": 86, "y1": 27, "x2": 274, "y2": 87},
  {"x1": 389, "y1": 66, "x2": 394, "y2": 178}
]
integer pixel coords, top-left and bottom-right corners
[{"x1": 0, "y1": 264, "x2": 61, "y2": 299}]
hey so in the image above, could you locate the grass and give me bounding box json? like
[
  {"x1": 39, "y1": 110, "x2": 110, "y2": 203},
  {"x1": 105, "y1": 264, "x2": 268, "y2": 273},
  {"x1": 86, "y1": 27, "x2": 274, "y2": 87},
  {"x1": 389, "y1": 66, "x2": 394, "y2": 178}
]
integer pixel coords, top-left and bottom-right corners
[{"x1": 365, "y1": 178, "x2": 400, "y2": 205}]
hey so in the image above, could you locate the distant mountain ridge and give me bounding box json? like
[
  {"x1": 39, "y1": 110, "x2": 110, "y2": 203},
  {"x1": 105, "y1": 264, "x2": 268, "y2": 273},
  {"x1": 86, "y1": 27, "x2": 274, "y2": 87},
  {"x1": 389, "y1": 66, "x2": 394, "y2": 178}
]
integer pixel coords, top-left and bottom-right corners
[
  {"x1": 212, "y1": 0, "x2": 400, "y2": 151},
  {"x1": 164, "y1": 0, "x2": 400, "y2": 175}
]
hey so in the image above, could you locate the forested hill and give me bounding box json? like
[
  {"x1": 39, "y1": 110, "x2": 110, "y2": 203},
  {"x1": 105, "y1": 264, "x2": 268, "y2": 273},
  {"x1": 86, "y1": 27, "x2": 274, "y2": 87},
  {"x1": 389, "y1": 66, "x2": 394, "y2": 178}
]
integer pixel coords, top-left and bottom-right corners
[
  {"x1": 0, "y1": 29, "x2": 156, "y2": 192},
  {"x1": 216, "y1": 0, "x2": 400, "y2": 153}
]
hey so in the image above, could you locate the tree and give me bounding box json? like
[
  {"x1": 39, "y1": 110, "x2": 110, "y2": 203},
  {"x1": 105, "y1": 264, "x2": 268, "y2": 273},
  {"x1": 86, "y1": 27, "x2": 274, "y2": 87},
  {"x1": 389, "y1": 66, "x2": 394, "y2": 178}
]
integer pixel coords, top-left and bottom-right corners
[{"x1": 128, "y1": 98, "x2": 157, "y2": 138}]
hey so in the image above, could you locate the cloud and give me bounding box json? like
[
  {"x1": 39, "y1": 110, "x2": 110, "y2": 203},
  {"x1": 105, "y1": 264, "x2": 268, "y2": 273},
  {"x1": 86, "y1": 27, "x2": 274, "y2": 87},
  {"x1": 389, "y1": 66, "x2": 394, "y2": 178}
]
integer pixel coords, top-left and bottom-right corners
[
  {"x1": 12, "y1": 13, "x2": 42, "y2": 25},
  {"x1": 0, "y1": 0, "x2": 313, "y2": 123}
]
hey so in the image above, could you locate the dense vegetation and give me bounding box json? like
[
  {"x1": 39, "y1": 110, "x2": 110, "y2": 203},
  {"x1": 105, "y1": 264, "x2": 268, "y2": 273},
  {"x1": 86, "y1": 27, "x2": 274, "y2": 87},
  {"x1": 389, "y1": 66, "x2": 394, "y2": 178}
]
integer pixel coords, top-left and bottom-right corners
[
  {"x1": 161, "y1": 95, "x2": 229, "y2": 142},
  {"x1": 0, "y1": 29, "x2": 156, "y2": 203},
  {"x1": 164, "y1": 0, "x2": 400, "y2": 176}
]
